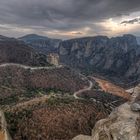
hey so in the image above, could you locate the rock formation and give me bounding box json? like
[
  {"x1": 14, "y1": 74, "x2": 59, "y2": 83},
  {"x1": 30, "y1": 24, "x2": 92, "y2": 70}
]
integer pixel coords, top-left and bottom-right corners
[
  {"x1": 0, "y1": 110, "x2": 12, "y2": 140},
  {"x1": 47, "y1": 53, "x2": 60, "y2": 66}
]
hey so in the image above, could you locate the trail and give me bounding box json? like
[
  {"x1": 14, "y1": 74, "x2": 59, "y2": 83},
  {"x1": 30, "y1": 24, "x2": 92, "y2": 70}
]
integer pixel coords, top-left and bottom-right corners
[
  {"x1": 73, "y1": 80, "x2": 93, "y2": 99},
  {"x1": 0, "y1": 63, "x2": 62, "y2": 70}
]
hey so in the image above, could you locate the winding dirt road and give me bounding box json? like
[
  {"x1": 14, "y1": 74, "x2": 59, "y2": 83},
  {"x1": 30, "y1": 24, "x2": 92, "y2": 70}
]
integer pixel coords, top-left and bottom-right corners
[{"x1": 74, "y1": 80, "x2": 93, "y2": 99}]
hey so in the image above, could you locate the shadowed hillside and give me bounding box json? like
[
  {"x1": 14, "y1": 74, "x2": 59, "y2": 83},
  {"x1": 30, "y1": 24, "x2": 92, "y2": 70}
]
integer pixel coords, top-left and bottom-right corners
[{"x1": 0, "y1": 35, "x2": 50, "y2": 66}]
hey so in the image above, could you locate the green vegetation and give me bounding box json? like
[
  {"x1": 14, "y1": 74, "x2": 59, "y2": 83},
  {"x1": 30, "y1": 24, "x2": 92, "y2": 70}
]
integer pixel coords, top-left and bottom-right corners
[
  {"x1": 0, "y1": 86, "x2": 67, "y2": 107},
  {"x1": 0, "y1": 95, "x2": 19, "y2": 105},
  {"x1": 25, "y1": 87, "x2": 66, "y2": 97},
  {"x1": 5, "y1": 109, "x2": 32, "y2": 137},
  {"x1": 47, "y1": 96, "x2": 75, "y2": 106}
]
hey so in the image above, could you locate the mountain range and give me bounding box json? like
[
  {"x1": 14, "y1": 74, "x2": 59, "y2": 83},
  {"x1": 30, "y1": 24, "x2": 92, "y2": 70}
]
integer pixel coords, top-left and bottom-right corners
[
  {"x1": 0, "y1": 34, "x2": 139, "y2": 86},
  {"x1": 18, "y1": 34, "x2": 140, "y2": 86}
]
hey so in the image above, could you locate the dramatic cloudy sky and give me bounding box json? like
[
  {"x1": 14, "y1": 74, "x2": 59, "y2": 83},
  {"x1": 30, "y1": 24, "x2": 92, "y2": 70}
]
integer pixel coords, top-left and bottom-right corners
[{"x1": 0, "y1": 0, "x2": 140, "y2": 39}]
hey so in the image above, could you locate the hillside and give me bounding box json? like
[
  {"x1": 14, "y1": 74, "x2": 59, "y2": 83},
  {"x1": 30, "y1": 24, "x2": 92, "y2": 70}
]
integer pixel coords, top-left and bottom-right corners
[
  {"x1": 0, "y1": 64, "x2": 89, "y2": 109},
  {"x1": 0, "y1": 35, "x2": 50, "y2": 66},
  {"x1": 0, "y1": 63, "x2": 129, "y2": 140},
  {"x1": 5, "y1": 98, "x2": 109, "y2": 140}
]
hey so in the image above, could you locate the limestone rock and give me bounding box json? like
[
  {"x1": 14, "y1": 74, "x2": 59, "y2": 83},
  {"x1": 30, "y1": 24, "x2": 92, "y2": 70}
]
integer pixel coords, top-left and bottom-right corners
[
  {"x1": 72, "y1": 103, "x2": 140, "y2": 140},
  {"x1": 59, "y1": 46, "x2": 68, "y2": 55},
  {"x1": 131, "y1": 102, "x2": 140, "y2": 111}
]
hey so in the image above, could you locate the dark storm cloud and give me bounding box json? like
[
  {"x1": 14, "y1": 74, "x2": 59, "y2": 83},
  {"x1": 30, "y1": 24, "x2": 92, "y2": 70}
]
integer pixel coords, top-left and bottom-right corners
[
  {"x1": 0, "y1": 0, "x2": 140, "y2": 37},
  {"x1": 121, "y1": 18, "x2": 140, "y2": 25}
]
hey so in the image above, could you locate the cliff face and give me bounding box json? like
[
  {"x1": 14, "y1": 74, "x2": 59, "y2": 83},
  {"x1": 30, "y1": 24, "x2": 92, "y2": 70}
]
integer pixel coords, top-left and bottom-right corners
[
  {"x1": 47, "y1": 53, "x2": 60, "y2": 66},
  {"x1": 73, "y1": 86, "x2": 140, "y2": 140},
  {"x1": 59, "y1": 35, "x2": 140, "y2": 85}
]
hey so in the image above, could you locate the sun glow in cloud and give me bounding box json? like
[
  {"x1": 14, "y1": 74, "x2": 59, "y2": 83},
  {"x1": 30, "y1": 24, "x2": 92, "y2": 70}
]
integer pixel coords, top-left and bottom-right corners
[
  {"x1": 99, "y1": 17, "x2": 140, "y2": 37},
  {"x1": 43, "y1": 27, "x2": 95, "y2": 39}
]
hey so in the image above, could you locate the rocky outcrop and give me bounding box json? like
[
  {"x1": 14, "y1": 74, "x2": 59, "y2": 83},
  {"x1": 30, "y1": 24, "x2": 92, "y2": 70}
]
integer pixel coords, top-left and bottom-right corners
[
  {"x1": 73, "y1": 102, "x2": 140, "y2": 140},
  {"x1": 73, "y1": 86, "x2": 140, "y2": 140},
  {"x1": 131, "y1": 85, "x2": 140, "y2": 112},
  {"x1": 59, "y1": 35, "x2": 140, "y2": 86},
  {"x1": 0, "y1": 110, "x2": 12, "y2": 140},
  {"x1": 47, "y1": 53, "x2": 60, "y2": 66}
]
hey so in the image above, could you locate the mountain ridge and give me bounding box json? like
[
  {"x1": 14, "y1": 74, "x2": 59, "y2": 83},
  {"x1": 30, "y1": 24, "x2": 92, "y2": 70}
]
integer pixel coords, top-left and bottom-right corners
[
  {"x1": 19, "y1": 34, "x2": 62, "y2": 54},
  {"x1": 0, "y1": 35, "x2": 50, "y2": 66}
]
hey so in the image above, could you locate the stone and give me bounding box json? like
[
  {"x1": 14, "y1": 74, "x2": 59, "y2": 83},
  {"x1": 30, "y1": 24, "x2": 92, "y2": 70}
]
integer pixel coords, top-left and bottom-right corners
[
  {"x1": 131, "y1": 102, "x2": 140, "y2": 111},
  {"x1": 59, "y1": 46, "x2": 68, "y2": 55},
  {"x1": 72, "y1": 103, "x2": 140, "y2": 140}
]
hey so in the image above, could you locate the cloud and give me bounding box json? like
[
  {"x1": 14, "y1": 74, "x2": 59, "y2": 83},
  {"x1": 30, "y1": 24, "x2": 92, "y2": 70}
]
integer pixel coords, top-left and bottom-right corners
[
  {"x1": 0, "y1": 0, "x2": 140, "y2": 38},
  {"x1": 121, "y1": 17, "x2": 140, "y2": 25}
]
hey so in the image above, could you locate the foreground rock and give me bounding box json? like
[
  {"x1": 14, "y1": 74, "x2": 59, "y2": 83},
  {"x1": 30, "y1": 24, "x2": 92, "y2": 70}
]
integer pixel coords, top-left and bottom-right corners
[
  {"x1": 73, "y1": 102, "x2": 140, "y2": 140},
  {"x1": 0, "y1": 110, "x2": 11, "y2": 140}
]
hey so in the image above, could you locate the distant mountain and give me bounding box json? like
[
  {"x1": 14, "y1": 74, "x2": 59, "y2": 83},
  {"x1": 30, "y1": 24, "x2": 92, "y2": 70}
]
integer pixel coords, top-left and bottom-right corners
[
  {"x1": 0, "y1": 35, "x2": 50, "y2": 66},
  {"x1": 19, "y1": 34, "x2": 62, "y2": 54},
  {"x1": 59, "y1": 34, "x2": 140, "y2": 86}
]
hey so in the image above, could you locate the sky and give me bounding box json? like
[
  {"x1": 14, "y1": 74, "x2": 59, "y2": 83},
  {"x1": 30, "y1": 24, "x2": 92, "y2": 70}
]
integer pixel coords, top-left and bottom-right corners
[{"x1": 0, "y1": 0, "x2": 140, "y2": 39}]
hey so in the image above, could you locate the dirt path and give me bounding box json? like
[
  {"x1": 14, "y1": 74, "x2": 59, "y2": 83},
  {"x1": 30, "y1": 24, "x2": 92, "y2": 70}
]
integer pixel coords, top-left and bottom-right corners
[
  {"x1": 74, "y1": 80, "x2": 93, "y2": 99},
  {"x1": 7, "y1": 95, "x2": 49, "y2": 112},
  {"x1": 0, "y1": 63, "x2": 62, "y2": 70}
]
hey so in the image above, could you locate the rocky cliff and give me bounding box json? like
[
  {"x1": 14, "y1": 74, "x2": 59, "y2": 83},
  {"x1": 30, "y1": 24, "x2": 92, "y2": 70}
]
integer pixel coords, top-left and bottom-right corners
[
  {"x1": 59, "y1": 34, "x2": 140, "y2": 86},
  {"x1": 0, "y1": 110, "x2": 12, "y2": 140},
  {"x1": 47, "y1": 53, "x2": 60, "y2": 66}
]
